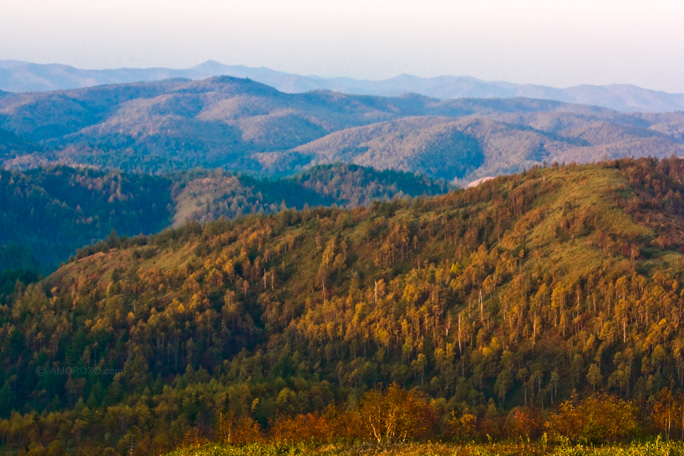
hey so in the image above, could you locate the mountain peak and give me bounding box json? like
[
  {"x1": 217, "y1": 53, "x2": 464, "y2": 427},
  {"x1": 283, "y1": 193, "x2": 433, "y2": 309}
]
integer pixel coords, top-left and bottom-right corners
[
  {"x1": 192, "y1": 59, "x2": 229, "y2": 73},
  {"x1": 177, "y1": 74, "x2": 282, "y2": 97}
]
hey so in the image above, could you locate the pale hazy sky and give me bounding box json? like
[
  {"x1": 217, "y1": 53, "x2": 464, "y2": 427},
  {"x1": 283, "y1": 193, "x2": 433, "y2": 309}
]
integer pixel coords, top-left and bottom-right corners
[{"x1": 1, "y1": 0, "x2": 683, "y2": 92}]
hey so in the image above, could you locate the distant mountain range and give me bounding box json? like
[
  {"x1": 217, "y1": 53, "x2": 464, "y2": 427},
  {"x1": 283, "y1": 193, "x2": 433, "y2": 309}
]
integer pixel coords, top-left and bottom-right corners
[
  {"x1": 1, "y1": 59, "x2": 683, "y2": 113},
  {"x1": 1, "y1": 76, "x2": 683, "y2": 183}
]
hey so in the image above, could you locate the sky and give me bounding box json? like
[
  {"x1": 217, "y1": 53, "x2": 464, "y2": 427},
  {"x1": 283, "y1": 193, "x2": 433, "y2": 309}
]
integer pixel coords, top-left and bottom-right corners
[{"x1": 1, "y1": 0, "x2": 683, "y2": 93}]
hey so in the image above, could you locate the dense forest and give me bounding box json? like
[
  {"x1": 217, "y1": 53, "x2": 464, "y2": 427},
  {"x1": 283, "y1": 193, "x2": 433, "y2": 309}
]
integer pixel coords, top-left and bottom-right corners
[
  {"x1": 0, "y1": 166, "x2": 173, "y2": 272},
  {"x1": 4, "y1": 158, "x2": 684, "y2": 454},
  {"x1": 0, "y1": 164, "x2": 446, "y2": 273}
]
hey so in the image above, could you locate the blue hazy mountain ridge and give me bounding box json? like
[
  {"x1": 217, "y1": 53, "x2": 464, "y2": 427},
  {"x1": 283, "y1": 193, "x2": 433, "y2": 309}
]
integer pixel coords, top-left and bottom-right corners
[
  {"x1": 1, "y1": 59, "x2": 683, "y2": 113},
  {"x1": 0, "y1": 76, "x2": 683, "y2": 182}
]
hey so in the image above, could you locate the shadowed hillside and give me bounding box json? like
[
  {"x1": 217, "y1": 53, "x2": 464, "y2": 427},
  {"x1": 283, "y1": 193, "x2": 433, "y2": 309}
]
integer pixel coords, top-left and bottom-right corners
[{"x1": 0, "y1": 164, "x2": 447, "y2": 272}]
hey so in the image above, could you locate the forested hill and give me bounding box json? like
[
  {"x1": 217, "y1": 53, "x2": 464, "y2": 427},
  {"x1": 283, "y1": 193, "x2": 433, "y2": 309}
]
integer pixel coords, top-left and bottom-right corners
[
  {"x1": 4, "y1": 157, "x2": 684, "y2": 453},
  {"x1": 0, "y1": 164, "x2": 447, "y2": 272}
]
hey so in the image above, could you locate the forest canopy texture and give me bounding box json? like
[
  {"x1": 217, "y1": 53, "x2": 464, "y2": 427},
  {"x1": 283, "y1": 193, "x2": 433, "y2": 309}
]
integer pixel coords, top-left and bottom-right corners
[{"x1": 3, "y1": 158, "x2": 684, "y2": 454}]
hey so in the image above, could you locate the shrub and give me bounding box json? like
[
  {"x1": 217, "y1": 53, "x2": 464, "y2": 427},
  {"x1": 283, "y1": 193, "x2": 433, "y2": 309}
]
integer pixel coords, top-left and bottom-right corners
[{"x1": 546, "y1": 393, "x2": 639, "y2": 443}]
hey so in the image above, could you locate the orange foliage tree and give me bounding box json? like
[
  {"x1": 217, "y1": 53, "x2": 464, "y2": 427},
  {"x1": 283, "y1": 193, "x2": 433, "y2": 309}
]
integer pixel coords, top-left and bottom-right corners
[
  {"x1": 651, "y1": 388, "x2": 684, "y2": 441},
  {"x1": 268, "y1": 412, "x2": 332, "y2": 444},
  {"x1": 216, "y1": 412, "x2": 262, "y2": 445},
  {"x1": 357, "y1": 383, "x2": 439, "y2": 443},
  {"x1": 545, "y1": 393, "x2": 639, "y2": 443},
  {"x1": 505, "y1": 406, "x2": 543, "y2": 439}
]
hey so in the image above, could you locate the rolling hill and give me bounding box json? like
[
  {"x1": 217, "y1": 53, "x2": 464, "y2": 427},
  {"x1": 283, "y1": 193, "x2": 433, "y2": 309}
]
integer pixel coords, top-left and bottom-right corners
[
  {"x1": 3, "y1": 158, "x2": 684, "y2": 453},
  {"x1": 0, "y1": 77, "x2": 682, "y2": 182}
]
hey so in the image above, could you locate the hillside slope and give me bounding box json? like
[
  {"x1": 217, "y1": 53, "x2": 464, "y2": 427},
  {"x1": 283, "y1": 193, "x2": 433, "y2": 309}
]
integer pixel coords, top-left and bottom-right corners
[{"x1": 3, "y1": 158, "x2": 684, "y2": 453}]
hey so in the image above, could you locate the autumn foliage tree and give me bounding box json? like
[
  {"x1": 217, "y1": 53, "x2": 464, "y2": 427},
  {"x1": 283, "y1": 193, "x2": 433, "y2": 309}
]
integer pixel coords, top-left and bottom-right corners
[
  {"x1": 268, "y1": 412, "x2": 332, "y2": 444},
  {"x1": 651, "y1": 388, "x2": 684, "y2": 441},
  {"x1": 216, "y1": 412, "x2": 262, "y2": 446},
  {"x1": 505, "y1": 407, "x2": 543, "y2": 439},
  {"x1": 357, "y1": 383, "x2": 439, "y2": 443},
  {"x1": 545, "y1": 394, "x2": 639, "y2": 443}
]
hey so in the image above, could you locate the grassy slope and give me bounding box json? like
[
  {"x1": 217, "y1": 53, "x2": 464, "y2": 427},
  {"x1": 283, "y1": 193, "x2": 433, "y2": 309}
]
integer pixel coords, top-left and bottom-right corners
[{"x1": 168, "y1": 441, "x2": 684, "y2": 456}]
